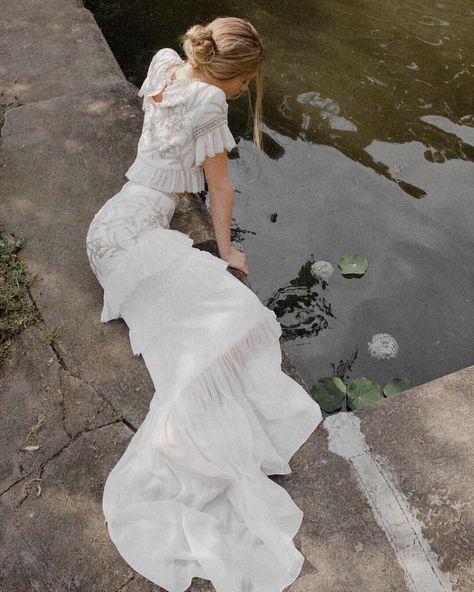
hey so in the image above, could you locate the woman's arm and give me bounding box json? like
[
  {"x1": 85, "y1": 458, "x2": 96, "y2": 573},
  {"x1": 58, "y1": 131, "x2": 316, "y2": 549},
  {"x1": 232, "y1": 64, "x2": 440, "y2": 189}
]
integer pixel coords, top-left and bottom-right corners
[
  {"x1": 203, "y1": 151, "x2": 249, "y2": 275},
  {"x1": 203, "y1": 150, "x2": 233, "y2": 258}
]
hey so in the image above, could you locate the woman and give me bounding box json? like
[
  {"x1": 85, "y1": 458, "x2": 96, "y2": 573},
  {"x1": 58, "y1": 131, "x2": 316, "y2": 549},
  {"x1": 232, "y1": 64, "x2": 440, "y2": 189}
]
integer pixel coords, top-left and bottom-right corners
[{"x1": 86, "y1": 16, "x2": 322, "y2": 592}]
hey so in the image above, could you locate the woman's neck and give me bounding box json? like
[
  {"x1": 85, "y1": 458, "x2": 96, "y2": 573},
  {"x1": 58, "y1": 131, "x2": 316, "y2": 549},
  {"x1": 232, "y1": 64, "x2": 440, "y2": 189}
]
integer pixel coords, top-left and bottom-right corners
[
  {"x1": 173, "y1": 61, "x2": 239, "y2": 100},
  {"x1": 174, "y1": 62, "x2": 211, "y2": 85}
]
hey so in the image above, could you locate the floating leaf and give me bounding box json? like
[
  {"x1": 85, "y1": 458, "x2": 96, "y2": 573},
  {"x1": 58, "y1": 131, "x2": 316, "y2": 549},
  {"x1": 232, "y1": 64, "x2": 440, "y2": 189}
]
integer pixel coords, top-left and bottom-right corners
[
  {"x1": 338, "y1": 253, "x2": 368, "y2": 277},
  {"x1": 383, "y1": 377, "x2": 412, "y2": 397},
  {"x1": 310, "y1": 376, "x2": 346, "y2": 413},
  {"x1": 347, "y1": 377, "x2": 384, "y2": 410}
]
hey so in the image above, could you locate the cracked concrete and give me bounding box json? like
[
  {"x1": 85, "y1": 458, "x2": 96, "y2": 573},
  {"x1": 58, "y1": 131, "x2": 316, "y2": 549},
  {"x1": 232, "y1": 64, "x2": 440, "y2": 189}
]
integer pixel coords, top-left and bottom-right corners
[
  {"x1": 0, "y1": 315, "x2": 123, "y2": 496},
  {"x1": 1, "y1": 422, "x2": 134, "y2": 590},
  {"x1": 1, "y1": 0, "x2": 473, "y2": 590}
]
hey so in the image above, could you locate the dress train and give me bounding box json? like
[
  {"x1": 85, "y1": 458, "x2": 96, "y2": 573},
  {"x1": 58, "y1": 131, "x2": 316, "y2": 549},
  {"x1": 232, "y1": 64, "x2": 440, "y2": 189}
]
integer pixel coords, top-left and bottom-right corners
[{"x1": 85, "y1": 181, "x2": 322, "y2": 592}]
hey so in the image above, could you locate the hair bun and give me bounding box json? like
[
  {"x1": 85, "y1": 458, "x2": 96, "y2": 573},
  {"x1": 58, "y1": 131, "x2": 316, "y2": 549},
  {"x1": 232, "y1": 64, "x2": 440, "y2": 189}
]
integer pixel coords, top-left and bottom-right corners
[{"x1": 184, "y1": 24, "x2": 217, "y2": 65}]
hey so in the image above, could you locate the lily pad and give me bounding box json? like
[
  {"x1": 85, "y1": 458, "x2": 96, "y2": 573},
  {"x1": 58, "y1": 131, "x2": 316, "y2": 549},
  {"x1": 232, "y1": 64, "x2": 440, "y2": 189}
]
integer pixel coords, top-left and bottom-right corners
[
  {"x1": 310, "y1": 376, "x2": 346, "y2": 413},
  {"x1": 347, "y1": 377, "x2": 384, "y2": 410},
  {"x1": 383, "y1": 377, "x2": 412, "y2": 397},
  {"x1": 338, "y1": 253, "x2": 368, "y2": 277}
]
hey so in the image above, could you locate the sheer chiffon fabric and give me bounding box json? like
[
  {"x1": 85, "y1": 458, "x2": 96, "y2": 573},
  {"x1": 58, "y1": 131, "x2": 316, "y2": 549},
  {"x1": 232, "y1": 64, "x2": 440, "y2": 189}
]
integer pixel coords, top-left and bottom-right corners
[{"x1": 85, "y1": 181, "x2": 323, "y2": 592}]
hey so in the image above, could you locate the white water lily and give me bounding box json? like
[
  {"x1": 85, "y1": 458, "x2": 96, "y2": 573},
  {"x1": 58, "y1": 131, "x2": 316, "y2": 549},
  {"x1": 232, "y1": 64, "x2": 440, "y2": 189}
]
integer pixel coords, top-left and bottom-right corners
[
  {"x1": 310, "y1": 260, "x2": 334, "y2": 281},
  {"x1": 368, "y1": 333, "x2": 399, "y2": 359}
]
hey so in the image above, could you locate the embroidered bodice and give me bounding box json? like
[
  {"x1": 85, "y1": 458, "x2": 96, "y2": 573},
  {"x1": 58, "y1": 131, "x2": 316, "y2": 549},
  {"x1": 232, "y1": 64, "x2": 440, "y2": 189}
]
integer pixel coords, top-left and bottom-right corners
[{"x1": 125, "y1": 48, "x2": 237, "y2": 193}]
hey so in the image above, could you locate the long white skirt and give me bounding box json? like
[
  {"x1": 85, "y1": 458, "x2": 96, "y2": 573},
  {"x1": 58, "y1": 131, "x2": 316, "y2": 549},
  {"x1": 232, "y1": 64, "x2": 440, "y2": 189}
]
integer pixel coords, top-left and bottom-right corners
[{"x1": 85, "y1": 180, "x2": 323, "y2": 592}]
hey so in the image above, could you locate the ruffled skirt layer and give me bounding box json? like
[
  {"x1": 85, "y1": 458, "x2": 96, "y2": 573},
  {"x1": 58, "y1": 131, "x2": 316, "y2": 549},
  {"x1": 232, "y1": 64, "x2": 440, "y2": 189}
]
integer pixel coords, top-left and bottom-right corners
[{"x1": 85, "y1": 182, "x2": 322, "y2": 592}]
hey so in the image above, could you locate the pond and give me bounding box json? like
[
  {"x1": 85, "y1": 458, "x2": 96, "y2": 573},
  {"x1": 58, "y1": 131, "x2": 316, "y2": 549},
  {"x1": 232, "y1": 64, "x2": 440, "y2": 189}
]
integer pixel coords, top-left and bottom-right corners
[{"x1": 85, "y1": 0, "x2": 474, "y2": 407}]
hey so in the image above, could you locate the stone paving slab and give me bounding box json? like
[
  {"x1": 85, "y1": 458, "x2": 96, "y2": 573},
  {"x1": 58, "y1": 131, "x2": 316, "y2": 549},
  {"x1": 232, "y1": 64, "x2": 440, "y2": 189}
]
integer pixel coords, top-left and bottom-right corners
[
  {"x1": 1, "y1": 421, "x2": 134, "y2": 591},
  {"x1": 0, "y1": 0, "x2": 124, "y2": 105},
  {"x1": 324, "y1": 365, "x2": 474, "y2": 592},
  {"x1": 1, "y1": 325, "x2": 69, "y2": 493},
  {"x1": 0, "y1": 319, "x2": 118, "y2": 493},
  {"x1": 1, "y1": 81, "x2": 168, "y2": 426},
  {"x1": 355, "y1": 365, "x2": 474, "y2": 591},
  {"x1": 282, "y1": 423, "x2": 412, "y2": 592}
]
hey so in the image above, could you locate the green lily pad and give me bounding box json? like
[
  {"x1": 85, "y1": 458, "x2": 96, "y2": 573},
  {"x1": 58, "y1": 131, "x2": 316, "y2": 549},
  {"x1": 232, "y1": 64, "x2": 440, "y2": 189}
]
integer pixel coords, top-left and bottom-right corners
[
  {"x1": 338, "y1": 253, "x2": 368, "y2": 277},
  {"x1": 383, "y1": 377, "x2": 412, "y2": 397},
  {"x1": 310, "y1": 376, "x2": 346, "y2": 413},
  {"x1": 347, "y1": 377, "x2": 383, "y2": 410}
]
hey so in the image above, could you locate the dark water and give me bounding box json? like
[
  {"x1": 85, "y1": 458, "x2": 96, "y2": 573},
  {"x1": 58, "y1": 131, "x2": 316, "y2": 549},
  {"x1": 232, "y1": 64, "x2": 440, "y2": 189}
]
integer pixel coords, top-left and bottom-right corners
[{"x1": 86, "y1": 0, "x2": 474, "y2": 396}]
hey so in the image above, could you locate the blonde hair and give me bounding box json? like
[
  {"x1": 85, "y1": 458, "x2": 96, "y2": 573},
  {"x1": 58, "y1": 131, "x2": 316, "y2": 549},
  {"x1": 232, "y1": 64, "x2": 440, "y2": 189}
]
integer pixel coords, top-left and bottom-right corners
[{"x1": 180, "y1": 17, "x2": 266, "y2": 154}]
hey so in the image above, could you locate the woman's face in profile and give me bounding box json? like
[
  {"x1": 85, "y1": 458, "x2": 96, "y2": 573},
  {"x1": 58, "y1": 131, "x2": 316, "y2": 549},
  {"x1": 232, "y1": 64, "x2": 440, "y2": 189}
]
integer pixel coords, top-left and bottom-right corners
[{"x1": 222, "y1": 70, "x2": 258, "y2": 99}]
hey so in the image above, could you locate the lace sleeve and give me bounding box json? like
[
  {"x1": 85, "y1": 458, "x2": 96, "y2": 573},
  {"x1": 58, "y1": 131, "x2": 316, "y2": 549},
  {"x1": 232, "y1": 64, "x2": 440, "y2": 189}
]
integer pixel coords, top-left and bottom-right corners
[{"x1": 194, "y1": 87, "x2": 237, "y2": 167}]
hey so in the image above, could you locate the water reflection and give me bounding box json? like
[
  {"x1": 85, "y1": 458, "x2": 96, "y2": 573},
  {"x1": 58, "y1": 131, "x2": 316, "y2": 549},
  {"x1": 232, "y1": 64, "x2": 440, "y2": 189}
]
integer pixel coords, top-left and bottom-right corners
[
  {"x1": 297, "y1": 91, "x2": 357, "y2": 133},
  {"x1": 86, "y1": 0, "x2": 474, "y2": 199},
  {"x1": 265, "y1": 257, "x2": 335, "y2": 341},
  {"x1": 227, "y1": 124, "x2": 473, "y2": 390}
]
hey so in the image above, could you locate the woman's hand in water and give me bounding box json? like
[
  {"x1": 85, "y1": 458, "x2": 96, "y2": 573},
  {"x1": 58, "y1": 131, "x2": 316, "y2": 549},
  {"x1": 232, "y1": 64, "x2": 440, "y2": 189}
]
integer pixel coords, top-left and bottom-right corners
[{"x1": 220, "y1": 246, "x2": 249, "y2": 275}]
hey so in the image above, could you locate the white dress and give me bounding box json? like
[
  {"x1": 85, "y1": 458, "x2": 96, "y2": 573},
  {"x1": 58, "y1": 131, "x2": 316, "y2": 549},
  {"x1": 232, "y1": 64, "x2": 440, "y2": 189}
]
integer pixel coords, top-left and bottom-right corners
[{"x1": 85, "y1": 47, "x2": 323, "y2": 592}]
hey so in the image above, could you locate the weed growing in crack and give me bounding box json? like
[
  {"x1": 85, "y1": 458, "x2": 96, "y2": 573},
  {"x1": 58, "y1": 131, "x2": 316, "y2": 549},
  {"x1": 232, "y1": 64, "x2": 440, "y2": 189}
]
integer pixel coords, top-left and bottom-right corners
[{"x1": 0, "y1": 232, "x2": 41, "y2": 365}]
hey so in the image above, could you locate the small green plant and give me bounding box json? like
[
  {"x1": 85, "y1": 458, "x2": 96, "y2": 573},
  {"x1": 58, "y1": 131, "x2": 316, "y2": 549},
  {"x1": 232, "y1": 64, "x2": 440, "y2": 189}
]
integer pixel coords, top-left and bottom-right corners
[
  {"x1": 41, "y1": 322, "x2": 65, "y2": 345},
  {"x1": 0, "y1": 233, "x2": 41, "y2": 364}
]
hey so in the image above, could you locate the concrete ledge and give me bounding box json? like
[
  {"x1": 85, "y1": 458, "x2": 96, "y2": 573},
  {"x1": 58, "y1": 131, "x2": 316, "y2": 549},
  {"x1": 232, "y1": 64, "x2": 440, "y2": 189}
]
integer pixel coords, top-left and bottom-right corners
[
  {"x1": 0, "y1": 0, "x2": 124, "y2": 104},
  {"x1": 1, "y1": 81, "x2": 157, "y2": 424}
]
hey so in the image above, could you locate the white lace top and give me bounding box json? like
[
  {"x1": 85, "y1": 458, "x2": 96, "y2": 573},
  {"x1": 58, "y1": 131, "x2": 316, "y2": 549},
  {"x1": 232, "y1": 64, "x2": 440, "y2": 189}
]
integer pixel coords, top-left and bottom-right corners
[{"x1": 125, "y1": 47, "x2": 237, "y2": 193}]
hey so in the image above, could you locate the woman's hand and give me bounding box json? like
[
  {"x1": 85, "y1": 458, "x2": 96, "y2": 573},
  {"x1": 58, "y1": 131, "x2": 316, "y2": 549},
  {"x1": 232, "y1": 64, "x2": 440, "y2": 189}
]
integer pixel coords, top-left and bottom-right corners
[{"x1": 220, "y1": 246, "x2": 249, "y2": 275}]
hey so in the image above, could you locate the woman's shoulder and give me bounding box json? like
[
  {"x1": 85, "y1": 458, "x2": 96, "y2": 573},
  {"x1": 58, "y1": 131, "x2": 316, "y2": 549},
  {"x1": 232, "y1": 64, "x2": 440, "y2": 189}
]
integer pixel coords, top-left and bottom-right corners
[
  {"x1": 200, "y1": 83, "x2": 227, "y2": 103},
  {"x1": 146, "y1": 47, "x2": 183, "y2": 73},
  {"x1": 138, "y1": 48, "x2": 183, "y2": 101},
  {"x1": 153, "y1": 47, "x2": 182, "y2": 63},
  {"x1": 195, "y1": 83, "x2": 229, "y2": 119}
]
